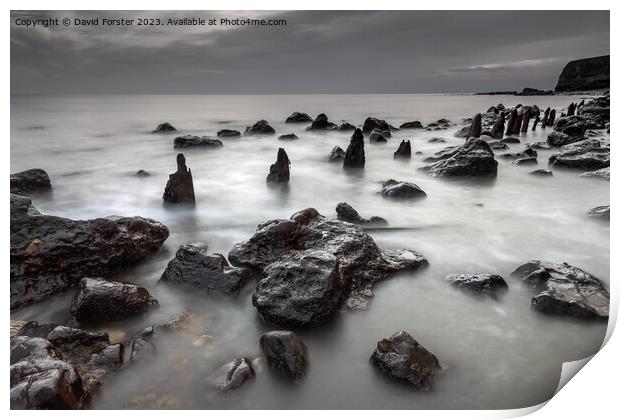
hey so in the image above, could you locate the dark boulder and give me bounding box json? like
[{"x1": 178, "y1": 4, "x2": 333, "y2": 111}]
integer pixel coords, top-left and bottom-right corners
[
  {"x1": 369, "y1": 331, "x2": 441, "y2": 390},
  {"x1": 486, "y1": 140, "x2": 509, "y2": 150},
  {"x1": 10, "y1": 194, "x2": 169, "y2": 309},
  {"x1": 259, "y1": 331, "x2": 308, "y2": 381},
  {"x1": 337, "y1": 122, "x2": 356, "y2": 131},
  {"x1": 159, "y1": 244, "x2": 250, "y2": 296},
  {"x1": 419, "y1": 138, "x2": 497, "y2": 178},
  {"x1": 163, "y1": 154, "x2": 195, "y2": 204},
  {"x1": 369, "y1": 128, "x2": 389, "y2": 142},
  {"x1": 547, "y1": 131, "x2": 575, "y2": 147},
  {"x1": 548, "y1": 139, "x2": 609, "y2": 170},
  {"x1": 529, "y1": 169, "x2": 553, "y2": 177},
  {"x1": 553, "y1": 115, "x2": 587, "y2": 138},
  {"x1": 393, "y1": 140, "x2": 412, "y2": 159},
  {"x1": 468, "y1": 113, "x2": 482, "y2": 138},
  {"x1": 489, "y1": 111, "x2": 505, "y2": 139},
  {"x1": 343, "y1": 129, "x2": 365, "y2": 169},
  {"x1": 380, "y1": 179, "x2": 427, "y2": 200},
  {"x1": 501, "y1": 137, "x2": 521, "y2": 144},
  {"x1": 327, "y1": 146, "x2": 346, "y2": 162},
  {"x1": 244, "y1": 120, "x2": 276, "y2": 136},
  {"x1": 588, "y1": 205, "x2": 610, "y2": 220},
  {"x1": 505, "y1": 109, "x2": 518, "y2": 136},
  {"x1": 285, "y1": 112, "x2": 313, "y2": 124},
  {"x1": 207, "y1": 358, "x2": 255, "y2": 393},
  {"x1": 363, "y1": 117, "x2": 390, "y2": 134},
  {"x1": 511, "y1": 261, "x2": 609, "y2": 318},
  {"x1": 278, "y1": 133, "x2": 298, "y2": 140},
  {"x1": 135, "y1": 170, "x2": 151, "y2": 177},
  {"x1": 10, "y1": 169, "x2": 52, "y2": 195},
  {"x1": 541, "y1": 107, "x2": 551, "y2": 128},
  {"x1": 266, "y1": 148, "x2": 291, "y2": 183},
  {"x1": 548, "y1": 109, "x2": 556, "y2": 126},
  {"x1": 336, "y1": 202, "x2": 388, "y2": 227},
  {"x1": 217, "y1": 129, "x2": 241, "y2": 138},
  {"x1": 555, "y1": 55, "x2": 610, "y2": 92},
  {"x1": 454, "y1": 126, "x2": 470, "y2": 138},
  {"x1": 70, "y1": 277, "x2": 159, "y2": 323},
  {"x1": 446, "y1": 274, "x2": 508, "y2": 294},
  {"x1": 399, "y1": 121, "x2": 423, "y2": 129},
  {"x1": 512, "y1": 156, "x2": 538, "y2": 166},
  {"x1": 173, "y1": 135, "x2": 223, "y2": 149},
  {"x1": 308, "y1": 113, "x2": 338, "y2": 130},
  {"x1": 153, "y1": 122, "x2": 176, "y2": 133}
]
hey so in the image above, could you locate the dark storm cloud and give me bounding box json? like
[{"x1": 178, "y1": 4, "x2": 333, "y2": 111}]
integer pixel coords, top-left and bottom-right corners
[{"x1": 10, "y1": 10, "x2": 609, "y2": 94}]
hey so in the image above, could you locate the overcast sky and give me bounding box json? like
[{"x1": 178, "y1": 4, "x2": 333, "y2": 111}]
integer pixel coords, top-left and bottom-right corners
[{"x1": 10, "y1": 10, "x2": 610, "y2": 94}]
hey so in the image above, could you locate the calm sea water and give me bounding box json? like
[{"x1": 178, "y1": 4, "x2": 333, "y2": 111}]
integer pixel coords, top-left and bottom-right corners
[{"x1": 10, "y1": 94, "x2": 609, "y2": 409}]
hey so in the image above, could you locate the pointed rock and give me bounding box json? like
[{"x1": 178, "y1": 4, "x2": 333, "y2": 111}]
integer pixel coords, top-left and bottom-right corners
[
  {"x1": 266, "y1": 148, "x2": 290, "y2": 183},
  {"x1": 163, "y1": 154, "x2": 195, "y2": 204},
  {"x1": 343, "y1": 129, "x2": 365, "y2": 168}
]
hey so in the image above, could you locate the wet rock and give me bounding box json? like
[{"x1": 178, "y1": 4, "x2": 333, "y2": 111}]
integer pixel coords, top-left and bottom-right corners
[
  {"x1": 548, "y1": 109, "x2": 556, "y2": 126},
  {"x1": 259, "y1": 331, "x2": 308, "y2": 381},
  {"x1": 529, "y1": 169, "x2": 553, "y2": 177},
  {"x1": 553, "y1": 115, "x2": 588, "y2": 138},
  {"x1": 419, "y1": 138, "x2": 497, "y2": 178},
  {"x1": 505, "y1": 109, "x2": 518, "y2": 136},
  {"x1": 363, "y1": 117, "x2": 390, "y2": 134},
  {"x1": 399, "y1": 121, "x2": 423, "y2": 129},
  {"x1": 266, "y1": 148, "x2": 291, "y2": 183},
  {"x1": 489, "y1": 111, "x2": 505, "y2": 139},
  {"x1": 228, "y1": 208, "x2": 428, "y2": 311},
  {"x1": 135, "y1": 169, "x2": 151, "y2": 177},
  {"x1": 285, "y1": 112, "x2": 313, "y2": 124},
  {"x1": 369, "y1": 331, "x2": 441, "y2": 390},
  {"x1": 343, "y1": 129, "x2": 365, "y2": 169},
  {"x1": 207, "y1": 358, "x2": 255, "y2": 393},
  {"x1": 336, "y1": 202, "x2": 388, "y2": 227},
  {"x1": 369, "y1": 128, "x2": 390, "y2": 142},
  {"x1": 163, "y1": 154, "x2": 195, "y2": 204},
  {"x1": 393, "y1": 140, "x2": 411, "y2": 159},
  {"x1": 520, "y1": 109, "x2": 532, "y2": 132},
  {"x1": 244, "y1": 120, "x2": 276, "y2": 136},
  {"x1": 154, "y1": 122, "x2": 176, "y2": 133},
  {"x1": 10, "y1": 194, "x2": 169, "y2": 309},
  {"x1": 159, "y1": 244, "x2": 250, "y2": 296},
  {"x1": 454, "y1": 126, "x2": 470, "y2": 138},
  {"x1": 278, "y1": 133, "x2": 298, "y2": 140},
  {"x1": 10, "y1": 169, "x2": 52, "y2": 195},
  {"x1": 527, "y1": 142, "x2": 551, "y2": 150},
  {"x1": 547, "y1": 131, "x2": 574, "y2": 147},
  {"x1": 308, "y1": 113, "x2": 337, "y2": 130},
  {"x1": 548, "y1": 139, "x2": 610, "y2": 170},
  {"x1": 217, "y1": 129, "x2": 241, "y2": 138},
  {"x1": 468, "y1": 113, "x2": 482, "y2": 138},
  {"x1": 501, "y1": 137, "x2": 521, "y2": 144},
  {"x1": 511, "y1": 261, "x2": 609, "y2": 319},
  {"x1": 70, "y1": 277, "x2": 159, "y2": 324},
  {"x1": 446, "y1": 274, "x2": 508, "y2": 294},
  {"x1": 588, "y1": 205, "x2": 610, "y2": 220},
  {"x1": 580, "y1": 167, "x2": 610, "y2": 180},
  {"x1": 337, "y1": 122, "x2": 356, "y2": 131},
  {"x1": 327, "y1": 146, "x2": 346, "y2": 162},
  {"x1": 486, "y1": 140, "x2": 509, "y2": 150},
  {"x1": 380, "y1": 179, "x2": 427, "y2": 200},
  {"x1": 512, "y1": 156, "x2": 538, "y2": 166},
  {"x1": 173, "y1": 135, "x2": 223, "y2": 149},
  {"x1": 541, "y1": 107, "x2": 551, "y2": 128}
]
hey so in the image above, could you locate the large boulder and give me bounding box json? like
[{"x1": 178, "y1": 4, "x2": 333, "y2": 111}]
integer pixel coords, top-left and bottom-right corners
[
  {"x1": 419, "y1": 138, "x2": 498, "y2": 177},
  {"x1": 337, "y1": 122, "x2": 356, "y2": 131},
  {"x1": 285, "y1": 112, "x2": 313, "y2": 124},
  {"x1": 555, "y1": 55, "x2": 610, "y2": 92},
  {"x1": 10, "y1": 169, "x2": 52, "y2": 195},
  {"x1": 362, "y1": 117, "x2": 390, "y2": 134},
  {"x1": 380, "y1": 179, "x2": 427, "y2": 200},
  {"x1": 336, "y1": 202, "x2": 387, "y2": 227},
  {"x1": 343, "y1": 129, "x2": 365, "y2": 169},
  {"x1": 10, "y1": 195, "x2": 169, "y2": 309},
  {"x1": 307, "y1": 113, "x2": 337, "y2": 130},
  {"x1": 511, "y1": 261, "x2": 609, "y2": 319},
  {"x1": 548, "y1": 139, "x2": 610, "y2": 170},
  {"x1": 70, "y1": 277, "x2": 159, "y2": 323},
  {"x1": 206, "y1": 358, "x2": 255, "y2": 393},
  {"x1": 259, "y1": 331, "x2": 308, "y2": 381},
  {"x1": 446, "y1": 274, "x2": 508, "y2": 294},
  {"x1": 266, "y1": 148, "x2": 291, "y2": 183},
  {"x1": 173, "y1": 135, "x2": 223, "y2": 149},
  {"x1": 228, "y1": 208, "x2": 428, "y2": 313},
  {"x1": 369, "y1": 331, "x2": 441, "y2": 390},
  {"x1": 244, "y1": 120, "x2": 275, "y2": 136},
  {"x1": 159, "y1": 244, "x2": 250, "y2": 296},
  {"x1": 162, "y1": 154, "x2": 195, "y2": 204}
]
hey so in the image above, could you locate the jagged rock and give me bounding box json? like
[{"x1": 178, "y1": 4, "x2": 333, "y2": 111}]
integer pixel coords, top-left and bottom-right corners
[
  {"x1": 541, "y1": 107, "x2": 551, "y2": 128},
  {"x1": 327, "y1": 146, "x2": 346, "y2": 162},
  {"x1": 505, "y1": 109, "x2": 518, "y2": 136},
  {"x1": 10, "y1": 194, "x2": 169, "y2": 309},
  {"x1": 173, "y1": 135, "x2": 223, "y2": 149},
  {"x1": 278, "y1": 133, "x2": 298, "y2": 140},
  {"x1": 555, "y1": 55, "x2": 610, "y2": 92},
  {"x1": 266, "y1": 148, "x2": 290, "y2": 183},
  {"x1": 336, "y1": 202, "x2": 388, "y2": 227},
  {"x1": 217, "y1": 129, "x2": 241, "y2": 138},
  {"x1": 489, "y1": 111, "x2": 505, "y2": 139},
  {"x1": 259, "y1": 331, "x2": 308, "y2": 381},
  {"x1": 228, "y1": 208, "x2": 428, "y2": 311},
  {"x1": 530, "y1": 169, "x2": 553, "y2": 177},
  {"x1": 369, "y1": 331, "x2": 441, "y2": 390},
  {"x1": 343, "y1": 129, "x2": 365, "y2": 169},
  {"x1": 135, "y1": 170, "x2": 151, "y2": 177},
  {"x1": 362, "y1": 117, "x2": 390, "y2": 134},
  {"x1": 454, "y1": 126, "x2": 470, "y2": 138},
  {"x1": 567, "y1": 103, "x2": 577, "y2": 117},
  {"x1": 244, "y1": 120, "x2": 275, "y2": 136},
  {"x1": 10, "y1": 169, "x2": 52, "y2": 195},
  {"x1": 285, "y1": 112, "x2": 313, "y2": 124},
  {"x1": 487, "y1": 140, "x2": 509, "y2": 150},
  {"x1": 588, "y1": 205, "x2": 610, "y2": 220},
  {"x1": 548, "y1": 139, "x2": 609, "y2": 170},
  {"x1": 554, "y1": 115, "x2": 588, "y2": 137},
  {"x1": 337, "y1": 122, "x2": 356, "y2": 131},
  {"x1": 159, "y1": 244, "x2": 250, "y2": 296},
  {"x1": 399, "y1": 121, "x2": 423, "y2": 129},
  {"x1": 380, "y1": 179, "x2": 427, "y2": 200},
  {"x1": 70, "y1": 277, "x2": 159, "y2": 323},
  {"x1": 468, "y1": 113, "x2": 482, "y2": 138},
  {"x1": 511, "y1": 261, "x2": 609, "y2": 318},
  {"x1": 446, "y1": 274, "x2": 508, "y2": 294},
  {"x1": 153, "y1": 122, "x2": 176, "y2": 133},
  {"x1": 369, "y1": 128, "x2": 389, "y2": 142},
  {"x1": 580, "y1": 167, "x2": 610, "y2": 180},
  {"x1": 308, "y1": 113, "x2": 337, "y2": 130},
  {"x1": 393, "y1": 140, "x2": 411, "y2": 159},
  {"x1": 163, "y1": 154, "x2": 195, "y2": 204},
  {"x1": 547, "y1": 131, "x2": 573, "y2": 147},
  {"x1": 520, "y1": 108, "x2": 532, "y2": 132},
  {"x1": 548, "y1": 109, "x2": 556, "y2": 126},
  {"x1": 419, "y1": 138, "x2": 497, "y2": 177},
  {"x1": 207, "y1": 358, "x2": 255, "y2": 393}
]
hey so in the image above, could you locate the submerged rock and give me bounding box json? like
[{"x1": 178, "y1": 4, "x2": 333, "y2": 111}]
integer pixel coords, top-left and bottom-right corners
[
  {"x1": 266, "y1": 148, "x2": 291, "y2": 183},
  {"x1": 207, "y1": 358, "x2": 255, "y2": 393},
  {"x1": 327, "y1": 146, "x2": 346, "y2": 162},
  {"x1": 343, "y1": 129, "x2": 365, "y2": 169},
  {"x1": 259, "y1": 331, "x2": 308, "y2": 381},
  {"x1": 163, "y1": 154, "x2": 195, "y2": 204},
  {"x1": 369, "y1": 331, "x2": 441, "y2": 390},
  {"x1": 308, "y1": 113, "x2": 337, "y2": 130},
  {"x1": 228, "y1": 208, "x2": 428, "y2": 314},
  {"x1": 217, "y1": 129, "x2": 241, "y2": 138},
  {"x1": 580, "y1": 167, "x2": 610, "y2": 180},
  {"x1": 548, "y1": 139, "x2": 610, "y2": 170},
  {"x1": 159, "y1": 244, "x2": 250, "y2": 296},
  {"x1": 70, "y1": 277, "x2": 159, "y2": 323},
  {"x1": 135, "y1": 169, "x2": 151, "y2": 177},
  {"x1": 153, "y1": 122, "x2": 176, "y2": 133},
  {"x1": 10, "y1": 169, "x2": 52, "y2": 195},
  {"x1": 529, "y1": 169, "x2": 553, "y2": 177},
  {"x1": 285, "y1": 112, "x2": 313, "y2": 124},
  {"x1": 245, "y1": 120, "x2": 275, "y2": 136},
  {"x1": 336, "y1": 202, "x2": 388, "y2": 227},
  {"x1": 278, "y1": 133, "x2": 298, "y2": 140},
  {"x1": 10, "y1": 194, "x2": 169, "y2": 309},
  {"x1": 446, "y1": 274, "x2": 508, "y2": 294},
  {"x1": 380, "y1": 179, "x2": 427, "y2": 200},
  {"x1": 173, "y1": 135, "x2": 223, "y2": 149},
  {"x1": 511, "y1": 261, "x2": 609, "y2": 319},
  {"x1": 400, "y1": 121, "x2": 423, "y2": 129},
  {"x1": 419, "y1": 138, "x2": 497, "y2": 178},
  {"x1": 588, "y1": 205, "x2": 610, "y2": 220}
]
